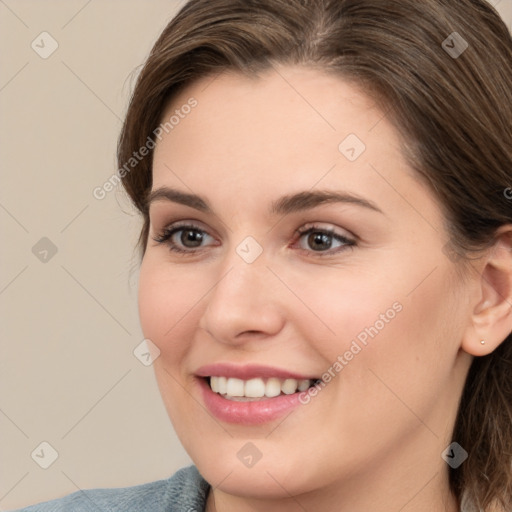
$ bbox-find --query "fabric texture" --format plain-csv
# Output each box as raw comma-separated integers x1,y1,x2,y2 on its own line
9,465,209,512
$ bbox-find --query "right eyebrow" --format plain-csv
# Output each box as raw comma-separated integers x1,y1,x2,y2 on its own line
147,187,212,213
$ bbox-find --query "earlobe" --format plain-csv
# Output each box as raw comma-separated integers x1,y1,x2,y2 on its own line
461,226,512,357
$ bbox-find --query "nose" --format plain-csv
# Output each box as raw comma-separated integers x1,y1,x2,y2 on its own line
198,252,286,346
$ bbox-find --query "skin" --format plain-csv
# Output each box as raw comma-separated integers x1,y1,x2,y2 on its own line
138,66,512,512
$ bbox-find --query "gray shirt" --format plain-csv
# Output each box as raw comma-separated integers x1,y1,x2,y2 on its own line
9,465,209,512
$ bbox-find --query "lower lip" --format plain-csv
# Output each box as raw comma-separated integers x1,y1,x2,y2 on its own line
197,378,305,425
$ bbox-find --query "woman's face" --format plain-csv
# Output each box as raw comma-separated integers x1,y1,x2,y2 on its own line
139,67,473,505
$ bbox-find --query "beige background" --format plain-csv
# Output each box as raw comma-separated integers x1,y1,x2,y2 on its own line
1,0,511,509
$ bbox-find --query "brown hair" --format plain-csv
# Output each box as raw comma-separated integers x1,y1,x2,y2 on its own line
117,0,512,509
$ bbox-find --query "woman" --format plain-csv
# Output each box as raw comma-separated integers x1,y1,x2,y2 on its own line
14,0,512,510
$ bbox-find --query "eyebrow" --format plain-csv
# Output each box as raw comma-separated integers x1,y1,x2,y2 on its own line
147,186,384,216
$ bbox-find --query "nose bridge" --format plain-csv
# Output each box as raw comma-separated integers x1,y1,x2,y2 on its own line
199,241,285,341
210,246,271,313
213,232,271,300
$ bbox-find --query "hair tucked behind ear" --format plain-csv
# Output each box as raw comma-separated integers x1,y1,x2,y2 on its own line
453,342,512,511
117,0,512,509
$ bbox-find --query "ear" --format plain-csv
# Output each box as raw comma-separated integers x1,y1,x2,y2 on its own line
461,225,512,356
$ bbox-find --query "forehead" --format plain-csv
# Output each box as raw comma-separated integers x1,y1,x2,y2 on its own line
157,67,384,142
148,66,446,241
149,67,412,207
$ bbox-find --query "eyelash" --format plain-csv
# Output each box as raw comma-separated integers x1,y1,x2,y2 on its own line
152,222,356,257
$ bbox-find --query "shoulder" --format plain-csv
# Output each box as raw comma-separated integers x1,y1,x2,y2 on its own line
9,465,209,512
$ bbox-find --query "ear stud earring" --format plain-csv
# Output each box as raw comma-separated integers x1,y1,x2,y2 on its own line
480,340,486,345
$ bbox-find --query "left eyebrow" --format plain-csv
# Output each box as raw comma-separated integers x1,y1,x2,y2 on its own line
270,190,384,216
146,186,384,216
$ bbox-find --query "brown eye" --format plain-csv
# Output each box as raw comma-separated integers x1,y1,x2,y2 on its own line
179,229,205,248
296,226,355,255
152,223,216,254
306,231,334,251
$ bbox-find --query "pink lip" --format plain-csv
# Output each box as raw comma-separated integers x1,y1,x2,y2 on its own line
196,377,306,425
195,363,317,380
194,363,319,425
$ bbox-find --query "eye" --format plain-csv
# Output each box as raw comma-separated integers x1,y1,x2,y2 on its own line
294,225,355,255
152,222,216,254
152,221,355,257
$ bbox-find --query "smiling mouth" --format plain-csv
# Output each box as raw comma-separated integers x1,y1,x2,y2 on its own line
206,376,321,401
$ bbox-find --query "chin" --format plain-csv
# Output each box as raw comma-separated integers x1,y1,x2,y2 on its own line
197,458,313,500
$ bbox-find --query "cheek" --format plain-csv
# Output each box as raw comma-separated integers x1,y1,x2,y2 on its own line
292,258,458,402
281,265,402,360
137,258,206,433
137,257,204,360
336,267,461,429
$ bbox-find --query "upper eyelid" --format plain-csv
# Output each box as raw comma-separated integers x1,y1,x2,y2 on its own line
297,222,354,236
152,219,211,235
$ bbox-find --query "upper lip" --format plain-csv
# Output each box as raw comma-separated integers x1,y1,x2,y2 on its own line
195,363,318,380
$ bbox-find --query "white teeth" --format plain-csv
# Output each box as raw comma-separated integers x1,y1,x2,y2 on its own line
281,378,298,395
297,379,310,392
245,378,266,397
209,376,315,399
217,376,227,394
265,378,282,398
226,377,245,396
